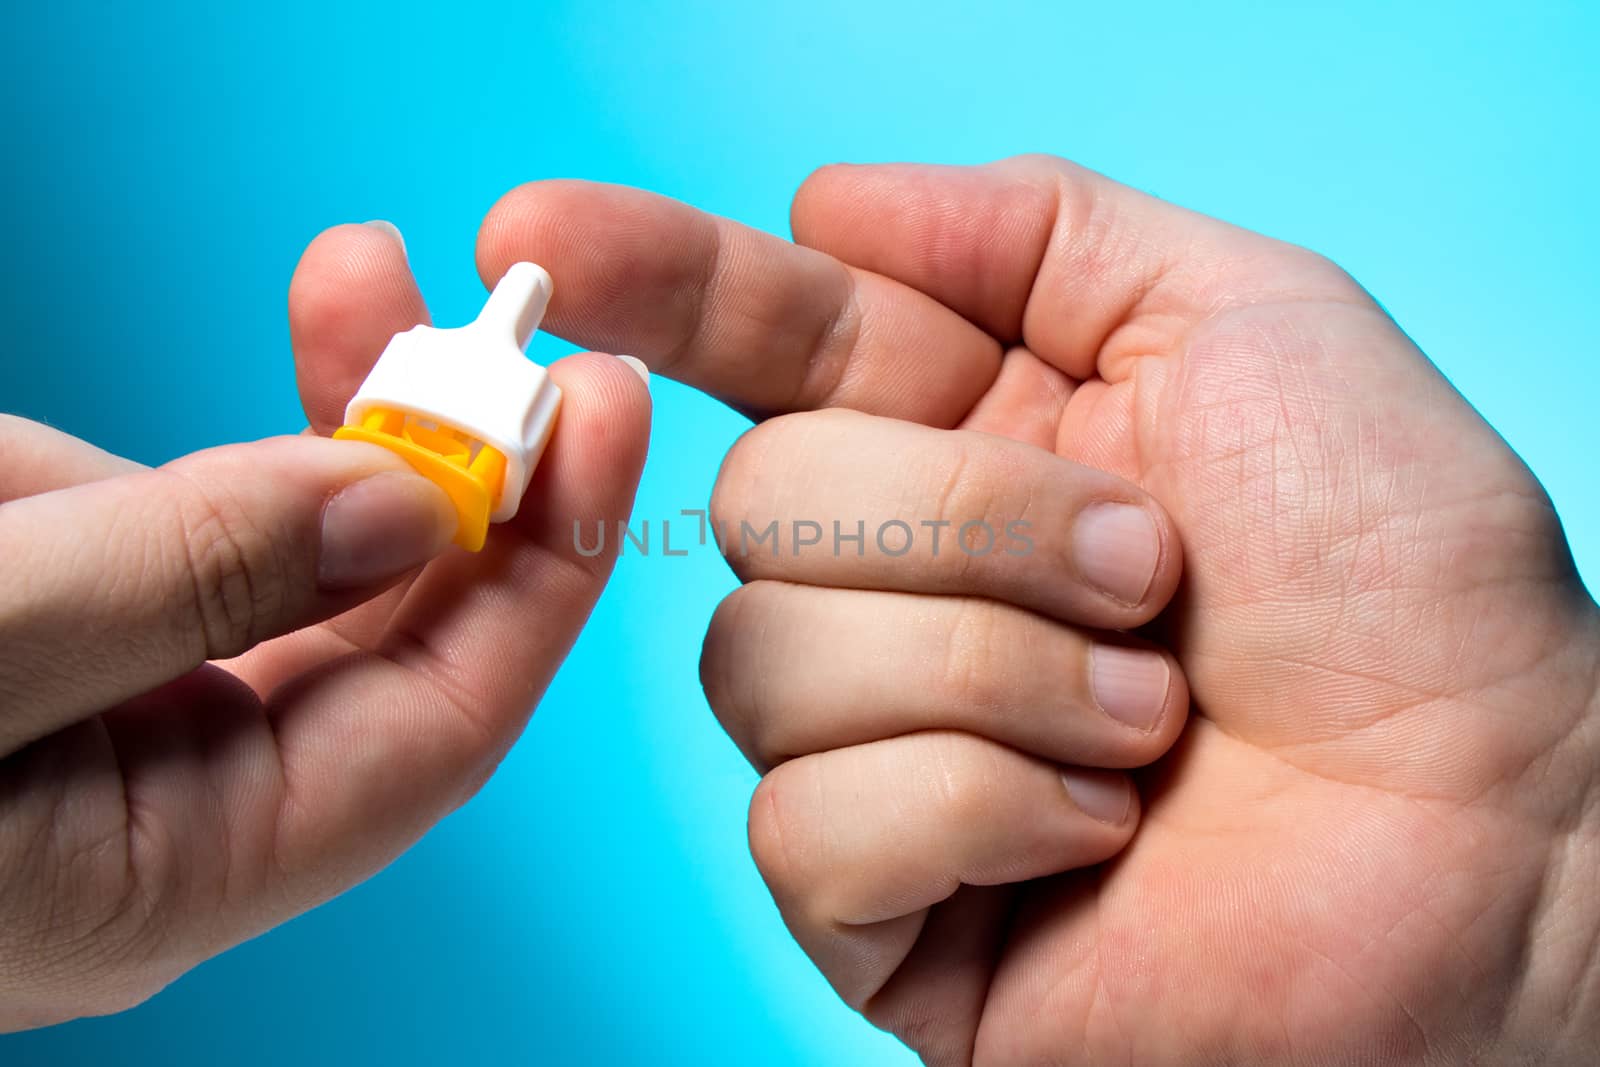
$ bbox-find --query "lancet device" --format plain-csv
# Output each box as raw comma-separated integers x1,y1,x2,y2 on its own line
334,263,562,551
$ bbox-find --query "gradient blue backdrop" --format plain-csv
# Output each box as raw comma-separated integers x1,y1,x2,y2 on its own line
2,2,1595,1063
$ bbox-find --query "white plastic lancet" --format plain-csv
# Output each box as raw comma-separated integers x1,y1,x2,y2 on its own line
334,262,564,551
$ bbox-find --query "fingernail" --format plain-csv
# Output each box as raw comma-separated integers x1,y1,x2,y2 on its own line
1060,768,1132,825
1090,646,1171,731
616,354,651,385
362,219,407,260
1073,503,1160,605
319,472,457,589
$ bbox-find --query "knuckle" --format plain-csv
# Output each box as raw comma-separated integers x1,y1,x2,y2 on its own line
924,734,1003,826
0,749,166,1023
289,230,384,336
1001,150,1065,169
996,152,1082,192
164,469,284,658
923,437,976,531
937,600,1008,714
924,436,1017,582
1280,244,1364,293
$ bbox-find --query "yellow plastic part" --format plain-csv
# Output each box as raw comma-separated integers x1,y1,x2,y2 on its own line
333,407,507,552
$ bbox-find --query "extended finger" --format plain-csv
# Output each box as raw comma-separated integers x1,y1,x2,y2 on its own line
475,179,1001,425
258,352,653,888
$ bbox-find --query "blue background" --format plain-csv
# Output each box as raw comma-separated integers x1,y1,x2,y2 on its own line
2,1,1595,1063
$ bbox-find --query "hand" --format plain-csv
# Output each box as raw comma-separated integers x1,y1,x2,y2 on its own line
477,158,1600,1064
0,223,650,1030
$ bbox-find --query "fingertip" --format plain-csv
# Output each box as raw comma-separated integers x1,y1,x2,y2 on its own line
317,468,458,591
360,219,407,259
289,222,429,435
547,349,654,432
1071,495,1185,626
1128,495,1184,626
475,180,594,297
789,161,855,238
475,180,671,350
289,222,417,328
1059,767,1138,831
514,352,652,551
474,182,532,287
615,354,650,384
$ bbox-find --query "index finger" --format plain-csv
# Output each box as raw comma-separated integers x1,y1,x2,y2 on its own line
475,179,1001,426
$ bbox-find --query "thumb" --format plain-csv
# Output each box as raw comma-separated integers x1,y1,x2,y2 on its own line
0,435,457,755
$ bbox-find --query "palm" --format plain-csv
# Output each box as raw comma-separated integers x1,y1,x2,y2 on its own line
952,276,1597,1061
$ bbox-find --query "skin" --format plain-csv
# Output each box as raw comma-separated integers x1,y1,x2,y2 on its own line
0,224,651,1029
474,156,1600,1064
4,158,1597,1064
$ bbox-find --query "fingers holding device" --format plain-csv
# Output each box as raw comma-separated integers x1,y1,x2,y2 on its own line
0,222,651,1030
333,261,563,551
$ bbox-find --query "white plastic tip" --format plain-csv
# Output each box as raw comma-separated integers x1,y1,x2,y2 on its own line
475,262,554,351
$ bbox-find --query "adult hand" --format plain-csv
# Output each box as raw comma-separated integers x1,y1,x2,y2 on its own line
0,223,650,1030
478,159,1600,1064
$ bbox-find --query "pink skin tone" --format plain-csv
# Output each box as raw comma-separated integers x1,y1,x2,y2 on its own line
0,224,650,1029
475,157,1600,1065
2,156,1597,1067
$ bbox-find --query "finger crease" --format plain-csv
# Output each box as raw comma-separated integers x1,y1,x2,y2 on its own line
793,265,863,412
